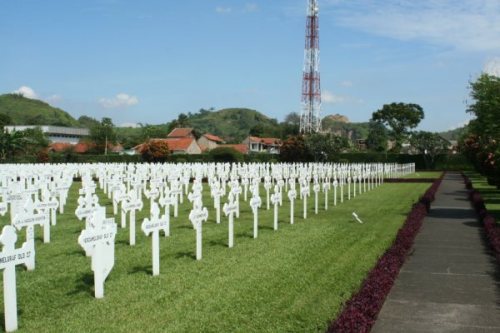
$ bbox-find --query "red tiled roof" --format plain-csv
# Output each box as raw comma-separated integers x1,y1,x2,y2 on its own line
167,128,194,138
74,142,92,153
220,144,249,155
49,142,73,153
164,138,195,151
203,133,224,143
260,137,281,145
248,136,261,143
136,138,196,153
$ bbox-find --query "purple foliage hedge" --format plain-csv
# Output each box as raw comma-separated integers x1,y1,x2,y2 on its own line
463,175,500,263
327,175,444,333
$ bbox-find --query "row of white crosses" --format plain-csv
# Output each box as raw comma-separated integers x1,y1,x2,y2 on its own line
0,165,77,332
61,164,410,297
0,162,414,331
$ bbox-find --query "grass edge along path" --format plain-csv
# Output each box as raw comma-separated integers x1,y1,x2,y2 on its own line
327,174,444,333
463,173,500,263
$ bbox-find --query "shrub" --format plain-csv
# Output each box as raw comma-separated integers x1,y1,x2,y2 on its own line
209,147,244,163
139,140,170,163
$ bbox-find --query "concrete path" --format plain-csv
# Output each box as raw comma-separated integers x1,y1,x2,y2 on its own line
372,172,500,333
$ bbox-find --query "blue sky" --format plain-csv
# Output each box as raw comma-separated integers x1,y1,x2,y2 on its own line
1,0,500,131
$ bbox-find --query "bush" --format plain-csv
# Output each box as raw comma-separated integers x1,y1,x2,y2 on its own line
209,147,244,163
139,140,170,163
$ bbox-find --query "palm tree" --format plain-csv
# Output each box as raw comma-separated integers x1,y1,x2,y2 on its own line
0,130,26,161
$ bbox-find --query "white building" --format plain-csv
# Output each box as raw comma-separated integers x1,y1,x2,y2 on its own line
5,125,90,144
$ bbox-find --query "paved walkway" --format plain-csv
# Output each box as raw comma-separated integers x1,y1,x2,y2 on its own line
372,172,500,333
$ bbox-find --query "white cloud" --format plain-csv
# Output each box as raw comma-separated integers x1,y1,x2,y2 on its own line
244,3,258,13
215,6,231,14
45,94,63,104
99,93,139,109
13,86,38,99
322,90,345,104
448,119,471,131
484,58,500,77
325,0,500,52
119,122,141,128
340,80,353,87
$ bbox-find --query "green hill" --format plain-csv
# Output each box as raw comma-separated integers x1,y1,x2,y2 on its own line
0,94,80,127
322,116,370,141
185,108,280,143
439,125,468,141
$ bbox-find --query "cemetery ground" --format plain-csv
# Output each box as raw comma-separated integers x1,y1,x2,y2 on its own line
1,181,432,332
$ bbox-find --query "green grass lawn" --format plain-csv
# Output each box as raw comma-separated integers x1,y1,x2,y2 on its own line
400,171,443,179
1,182,430,332
464,171,500,222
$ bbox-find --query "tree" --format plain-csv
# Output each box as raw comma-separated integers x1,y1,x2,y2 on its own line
371,103,424,152
463,74,500,185
0,113,12,128
0,130,26,161
306,133,350,162
366,121,388,152
139,140,170,163
410,131,449,169
90,117,117,154
21,127,50,155
280,135,312,162
78,115,100,128
467,74,500,139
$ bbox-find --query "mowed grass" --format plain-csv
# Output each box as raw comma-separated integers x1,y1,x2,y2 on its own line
464,171,500,222
400,171,443,179
1,181,430,332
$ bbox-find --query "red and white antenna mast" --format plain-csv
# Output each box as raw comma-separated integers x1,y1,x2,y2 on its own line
300,0,322,134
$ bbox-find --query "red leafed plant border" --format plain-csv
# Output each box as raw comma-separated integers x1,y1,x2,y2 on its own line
462,174,500,263
327,175,444,333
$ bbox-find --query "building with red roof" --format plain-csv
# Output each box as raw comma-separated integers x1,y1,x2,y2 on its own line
197,133,225,152
167,128,195,139
135,137,202,155
242,136,282,154
219,144,249,155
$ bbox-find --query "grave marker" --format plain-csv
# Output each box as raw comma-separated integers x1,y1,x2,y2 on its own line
78,207,117,298
0,225,35,332
141,203,169,276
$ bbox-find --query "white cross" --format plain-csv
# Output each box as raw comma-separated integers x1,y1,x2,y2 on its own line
141,203,169,276
0,225,35,332
223,193,238,248
270,186,281,231
288,188,297,225
77,207,117,299
189,204,209,260
122,191,143,246
249,191,261,239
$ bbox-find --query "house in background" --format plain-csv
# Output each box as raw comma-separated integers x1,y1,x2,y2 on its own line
197,133,225,152
167,127,196,139
242,136,282,154
134,128,202,155
5,125,89,144
219,144,249,155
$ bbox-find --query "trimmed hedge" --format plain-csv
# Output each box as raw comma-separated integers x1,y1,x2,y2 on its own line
463,175,500,263
2,151,470,170
327,175,444,333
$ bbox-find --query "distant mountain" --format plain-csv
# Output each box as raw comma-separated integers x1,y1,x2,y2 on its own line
322,115,370,141
185,108,280,143
0,94,80,127
439,125,468,141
